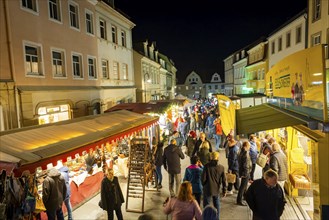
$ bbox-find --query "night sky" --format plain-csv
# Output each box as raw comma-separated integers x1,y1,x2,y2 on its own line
115,0,307,84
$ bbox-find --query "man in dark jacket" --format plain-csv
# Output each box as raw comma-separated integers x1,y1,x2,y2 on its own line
163,138,185,197
202,151,227,219
246,169,286,220
237,141,252,206
42,167,67,220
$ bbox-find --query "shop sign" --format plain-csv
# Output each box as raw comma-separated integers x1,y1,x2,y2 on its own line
266,45,325,121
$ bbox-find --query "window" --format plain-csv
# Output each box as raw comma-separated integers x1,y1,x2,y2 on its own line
186,86,189,90
122,63,128,80
296,26,302,44
85,10,94,35
196,78,198,81
271,41,275,54
88,57,97,79
208,85,211,89
52,50,65,77
101,59,109,79
313,0,321,21
278,37,282,51
286,32,291,48
69,2,79,29
24,43,43,76
121,30,126,47
99,19,106,39
72,54,82,78
21,0,38,12
48,0,61,21
312,33,321,46
111,25,117,44
113,61,119,79
215,85,218,89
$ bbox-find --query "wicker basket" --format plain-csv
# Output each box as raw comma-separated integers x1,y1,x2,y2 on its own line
226,172,236,184
289,172,311,190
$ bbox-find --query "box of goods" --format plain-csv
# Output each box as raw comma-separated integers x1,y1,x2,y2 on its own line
289,172,311,190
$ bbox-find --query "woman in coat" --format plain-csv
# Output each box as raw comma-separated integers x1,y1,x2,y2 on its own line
100,167,124,220
163,181,202,220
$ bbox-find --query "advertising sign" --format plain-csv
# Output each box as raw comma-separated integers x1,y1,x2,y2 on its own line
216,95,236,136
266,45,325,120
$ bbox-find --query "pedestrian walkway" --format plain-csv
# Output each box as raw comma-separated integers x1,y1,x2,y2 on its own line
71,138,303,220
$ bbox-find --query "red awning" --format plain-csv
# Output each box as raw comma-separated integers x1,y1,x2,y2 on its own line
0,110,158,176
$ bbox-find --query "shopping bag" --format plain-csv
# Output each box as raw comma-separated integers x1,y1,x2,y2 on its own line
226,172,236,183
34,196,46,213
256,153,268,168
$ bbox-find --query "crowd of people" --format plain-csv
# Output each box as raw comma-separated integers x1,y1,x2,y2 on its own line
93,98,288,220
144,98,288,220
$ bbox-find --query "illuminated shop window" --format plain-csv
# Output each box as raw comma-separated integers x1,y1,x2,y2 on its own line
38,104,70,125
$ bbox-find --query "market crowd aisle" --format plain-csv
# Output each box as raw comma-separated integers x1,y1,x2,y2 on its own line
72,138,305,220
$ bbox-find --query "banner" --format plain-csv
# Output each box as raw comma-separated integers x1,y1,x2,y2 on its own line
216,95,236,136
266,45,325,120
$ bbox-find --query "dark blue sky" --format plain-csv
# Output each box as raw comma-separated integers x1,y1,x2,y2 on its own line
115,0,307,83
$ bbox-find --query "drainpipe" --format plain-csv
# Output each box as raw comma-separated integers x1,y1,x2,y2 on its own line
4,0,22,128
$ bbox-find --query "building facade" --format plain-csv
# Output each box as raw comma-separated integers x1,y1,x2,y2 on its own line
0,0,136,130
176,71,205,99
133,40,176,102
245,39,268,94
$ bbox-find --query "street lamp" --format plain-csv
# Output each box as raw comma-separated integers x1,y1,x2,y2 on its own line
144,73,151,102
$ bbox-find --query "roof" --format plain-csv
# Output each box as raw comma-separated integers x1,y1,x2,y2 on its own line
0,110,158,166
104,101,185,114
236,104,318,134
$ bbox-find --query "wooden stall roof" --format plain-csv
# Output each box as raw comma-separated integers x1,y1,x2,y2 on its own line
0,110,158,165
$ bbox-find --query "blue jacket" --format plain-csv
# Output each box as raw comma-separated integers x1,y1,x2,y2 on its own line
228,144,239,171
58,166,71,200
183,164,203,193
249,140,258,164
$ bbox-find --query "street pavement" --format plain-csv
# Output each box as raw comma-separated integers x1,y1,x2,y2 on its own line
71,138,304,220
72,138,253,220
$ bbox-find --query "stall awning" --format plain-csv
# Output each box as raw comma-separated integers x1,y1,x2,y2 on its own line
0,110,158,166
236,104,318,134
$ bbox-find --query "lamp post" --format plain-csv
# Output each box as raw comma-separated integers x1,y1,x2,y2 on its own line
144,73,151,102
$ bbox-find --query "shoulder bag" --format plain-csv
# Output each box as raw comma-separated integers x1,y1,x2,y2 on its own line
256,153,269,168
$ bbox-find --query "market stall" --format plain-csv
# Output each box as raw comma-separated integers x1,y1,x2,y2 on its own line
0,110,159,219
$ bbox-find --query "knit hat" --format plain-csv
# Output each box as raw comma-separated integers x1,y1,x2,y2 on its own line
189,130,196,138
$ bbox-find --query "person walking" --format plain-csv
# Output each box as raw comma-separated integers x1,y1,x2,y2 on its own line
205,112,216,140
249,134,258,182
227,138,240,195
154,141,164,189
192,132,212,156
163,139,185,197
42,167,67,220
201,151,227,218
213,116,223,151
185,130,197,157
236,141,252,206
58,163,73,220
100,167,125,220
163,181,202,220
245,169,286,220
197,141,211,166
183,155,203,205
269,143,288,192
